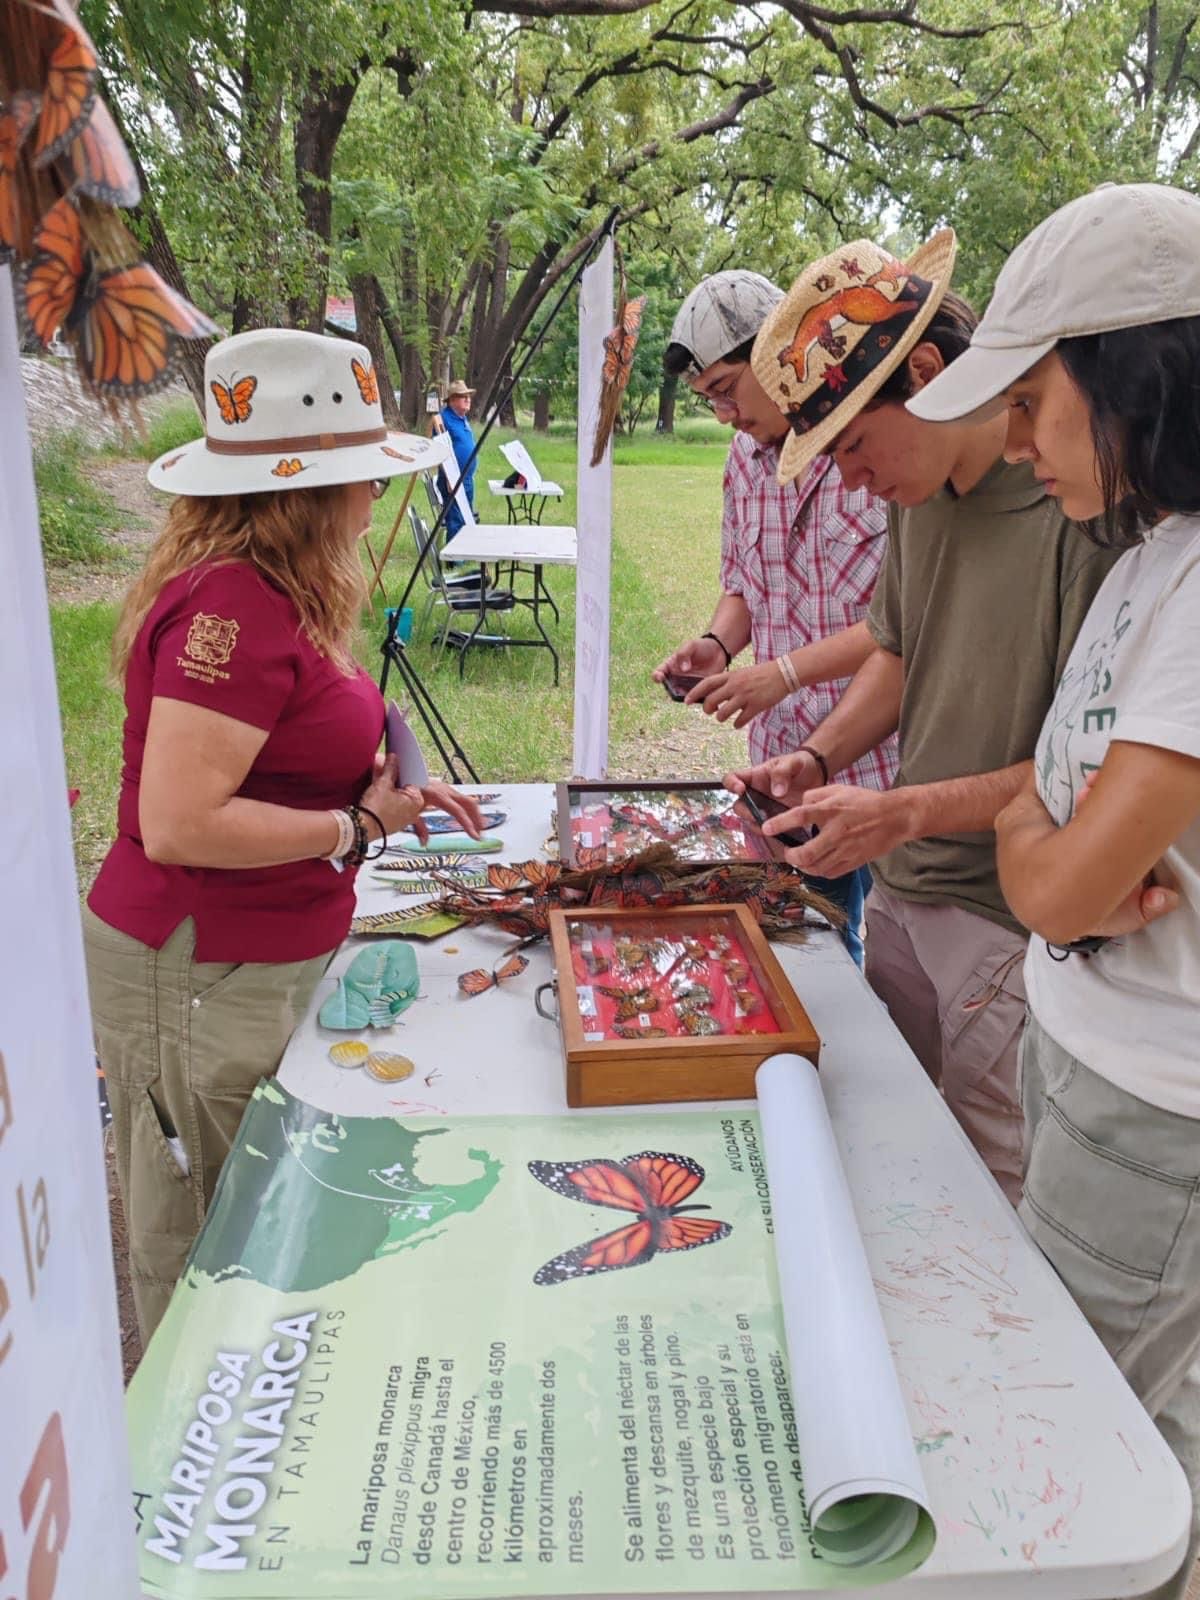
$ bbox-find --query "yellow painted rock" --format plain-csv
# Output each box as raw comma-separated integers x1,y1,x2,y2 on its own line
328,1039,369,1069
365,1052,416,1083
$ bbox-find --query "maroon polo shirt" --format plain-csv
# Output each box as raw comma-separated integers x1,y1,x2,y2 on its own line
89,561,383,962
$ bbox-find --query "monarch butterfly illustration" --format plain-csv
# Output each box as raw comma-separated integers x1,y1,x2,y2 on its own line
61,100,139,207
211,372,257,425
352,356,379,405
486,863,524,892
457,951,528,998
528,1151,731,1284
159,452,185,470
33,22,96,165
381,445,413,462
20,197,216,395
521,859,561,889
590,245,647,469
271,457,310,478
0,93,40,259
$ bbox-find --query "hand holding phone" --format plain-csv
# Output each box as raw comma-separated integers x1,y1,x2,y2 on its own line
740,785,814,848
662,672,703,703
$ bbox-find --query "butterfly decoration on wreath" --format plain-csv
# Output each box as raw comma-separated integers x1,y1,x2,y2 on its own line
590,239,646,468
528,1150,732,1284
0,0,217,405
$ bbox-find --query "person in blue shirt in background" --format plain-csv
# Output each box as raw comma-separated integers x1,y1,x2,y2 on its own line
439,379,477,539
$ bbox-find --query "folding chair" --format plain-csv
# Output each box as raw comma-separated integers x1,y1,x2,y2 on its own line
408,506,516,668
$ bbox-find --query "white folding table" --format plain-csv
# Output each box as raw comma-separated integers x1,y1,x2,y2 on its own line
436,522,577,683
278,783,1191,1600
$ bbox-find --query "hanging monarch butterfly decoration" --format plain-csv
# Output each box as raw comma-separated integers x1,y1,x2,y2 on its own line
590,241,646,467
0,0,217,405
528,1151,731,1284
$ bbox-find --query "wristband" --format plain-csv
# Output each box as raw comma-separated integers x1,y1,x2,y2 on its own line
798,744,830,786
776,654,800,695
702,631,732,669
323,809,354,862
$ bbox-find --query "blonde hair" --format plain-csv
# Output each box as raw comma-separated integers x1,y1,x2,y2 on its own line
113,485,367,679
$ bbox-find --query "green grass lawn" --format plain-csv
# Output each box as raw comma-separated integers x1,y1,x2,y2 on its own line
51,414,747,886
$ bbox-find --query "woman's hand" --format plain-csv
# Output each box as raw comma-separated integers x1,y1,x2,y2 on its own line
358,759,484,846
690,661,787,726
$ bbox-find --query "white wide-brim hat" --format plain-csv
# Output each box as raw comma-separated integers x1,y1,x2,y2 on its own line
148,327,445,496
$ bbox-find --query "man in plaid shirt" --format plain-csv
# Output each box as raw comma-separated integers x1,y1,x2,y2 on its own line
655,271,896,964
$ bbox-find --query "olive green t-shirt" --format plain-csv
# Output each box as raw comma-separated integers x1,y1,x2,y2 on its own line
865,458,1118,932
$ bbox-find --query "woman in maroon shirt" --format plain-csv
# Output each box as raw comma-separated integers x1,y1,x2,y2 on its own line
83,328,480,1341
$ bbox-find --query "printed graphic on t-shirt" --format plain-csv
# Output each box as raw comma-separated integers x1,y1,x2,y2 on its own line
1038,597,1133,823
180,611,240,684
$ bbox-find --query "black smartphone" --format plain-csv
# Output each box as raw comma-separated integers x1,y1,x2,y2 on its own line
662,672,703,703
739,785,813,848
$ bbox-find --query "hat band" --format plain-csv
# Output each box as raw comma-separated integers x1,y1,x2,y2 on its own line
787,272,933,437
205,425,388,456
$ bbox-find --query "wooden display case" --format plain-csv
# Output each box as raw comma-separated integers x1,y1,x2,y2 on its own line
555,779,790,869
545,903,820,1108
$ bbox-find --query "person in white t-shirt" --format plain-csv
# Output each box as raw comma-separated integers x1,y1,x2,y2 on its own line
910,181,1200,1600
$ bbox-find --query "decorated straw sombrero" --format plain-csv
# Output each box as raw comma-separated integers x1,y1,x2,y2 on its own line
751,229,958,483
148,328,438,496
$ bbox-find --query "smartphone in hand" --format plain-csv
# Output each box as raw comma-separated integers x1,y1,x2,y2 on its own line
740,785,813,847
662,672,704,703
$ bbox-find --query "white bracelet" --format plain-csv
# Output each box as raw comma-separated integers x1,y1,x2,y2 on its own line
776,654,800,695
323,809,354,862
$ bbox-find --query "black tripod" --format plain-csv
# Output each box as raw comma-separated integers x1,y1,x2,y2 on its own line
379,208,620,783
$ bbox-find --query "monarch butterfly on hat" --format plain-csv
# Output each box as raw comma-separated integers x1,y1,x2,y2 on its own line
352,356,379,405
211,372,257,425
271,458,311,478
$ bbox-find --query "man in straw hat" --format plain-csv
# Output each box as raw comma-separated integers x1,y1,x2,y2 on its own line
726,231,1117,1202
439,377,478,537
653,269,895,966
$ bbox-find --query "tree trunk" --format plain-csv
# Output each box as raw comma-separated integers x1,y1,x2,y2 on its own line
350,274,402,426
656,373,677,433
290,70,364,330
533,390,551,431
374,277,422,428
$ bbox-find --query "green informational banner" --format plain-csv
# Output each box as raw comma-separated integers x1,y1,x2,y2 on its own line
127,1082,934,1598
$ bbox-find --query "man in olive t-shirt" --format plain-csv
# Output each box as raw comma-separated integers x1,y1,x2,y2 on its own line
729,233,1115,1202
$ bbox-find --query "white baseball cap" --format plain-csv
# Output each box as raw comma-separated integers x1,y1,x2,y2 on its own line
909,182,1200,423
668,270,784,377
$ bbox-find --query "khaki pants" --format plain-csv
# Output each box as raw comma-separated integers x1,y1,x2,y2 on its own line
865,882,1026,1204
83,908,330,1343
1020,1013,1200,1600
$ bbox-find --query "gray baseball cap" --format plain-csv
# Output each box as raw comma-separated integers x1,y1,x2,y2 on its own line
668,270,784,377
910,182,1200,423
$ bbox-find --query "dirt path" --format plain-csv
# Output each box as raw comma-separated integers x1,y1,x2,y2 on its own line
45,456,166,607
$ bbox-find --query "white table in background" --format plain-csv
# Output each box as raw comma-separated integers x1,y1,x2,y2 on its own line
278,783,1190,1599
438,523,576,683
486,478,566,525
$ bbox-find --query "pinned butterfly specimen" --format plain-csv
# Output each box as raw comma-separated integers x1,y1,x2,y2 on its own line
722,960,750,985
352,356,379,405
678,1010,721,1037
457,951,528,998
271,457,310,478
597,984,658,1023
613,938,652,970
613,1024,668,1040
528,1151,732,1284
671,979,713,1006
211,372,257,425
577,949,610,978
590,242,646,467
0,92,40,259
733,988,761,1015
21,197,217,396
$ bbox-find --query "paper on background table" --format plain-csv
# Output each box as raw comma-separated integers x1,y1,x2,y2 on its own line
756,1055,931,1566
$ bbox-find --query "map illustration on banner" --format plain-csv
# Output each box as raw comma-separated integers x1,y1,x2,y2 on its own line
127,1081,934,1599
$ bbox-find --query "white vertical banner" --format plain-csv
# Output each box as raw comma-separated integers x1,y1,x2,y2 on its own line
572,237,613,778
0,270,137,1598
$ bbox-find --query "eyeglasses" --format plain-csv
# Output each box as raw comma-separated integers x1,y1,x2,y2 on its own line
370,479,391,501
695,368,745,417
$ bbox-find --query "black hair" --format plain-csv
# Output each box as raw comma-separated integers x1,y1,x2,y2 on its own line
1056,317,1200,548
663,335,757,378
868,289,979,405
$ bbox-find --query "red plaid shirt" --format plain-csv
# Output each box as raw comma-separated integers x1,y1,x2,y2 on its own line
719,432,898,785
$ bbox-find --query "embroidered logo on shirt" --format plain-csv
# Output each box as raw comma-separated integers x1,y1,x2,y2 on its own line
184,613,240,667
